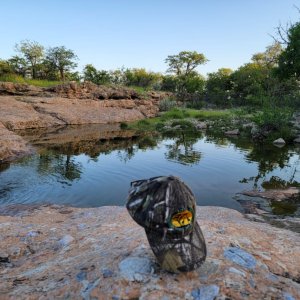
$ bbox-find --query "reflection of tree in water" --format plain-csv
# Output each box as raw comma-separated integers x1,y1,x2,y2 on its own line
239,143,299,189
206,132,300,189
163,130,203,166
117,135,159,163
37,152,82,184
114,130,203,166
117,145,137,163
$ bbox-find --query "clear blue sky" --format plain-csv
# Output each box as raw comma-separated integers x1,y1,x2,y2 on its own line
1,0,299,75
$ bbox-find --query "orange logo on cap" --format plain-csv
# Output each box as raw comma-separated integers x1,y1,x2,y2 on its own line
171,210,193,228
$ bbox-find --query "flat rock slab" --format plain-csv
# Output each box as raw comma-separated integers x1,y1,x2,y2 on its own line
0,96,145,130
0,205,299,299
33,97,145,124
0,93,158,161
0,96,64,130
242,188,300,201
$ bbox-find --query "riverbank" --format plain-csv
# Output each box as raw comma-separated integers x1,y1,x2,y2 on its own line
0,204,299,299
1,81,300,163
126,107,300,146
0,82,170,162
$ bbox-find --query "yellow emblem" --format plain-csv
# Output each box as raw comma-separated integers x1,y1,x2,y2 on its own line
171,210,193,228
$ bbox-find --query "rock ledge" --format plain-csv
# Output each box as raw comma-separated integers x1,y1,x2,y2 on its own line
0,205,299,299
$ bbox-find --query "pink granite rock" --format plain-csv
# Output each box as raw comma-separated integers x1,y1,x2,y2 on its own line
0,205,299,299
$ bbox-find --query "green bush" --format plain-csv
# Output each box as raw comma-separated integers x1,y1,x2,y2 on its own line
159,97,177,111
252,106,294,141
155,122,165,131
252,107,292,131
185,100,204,109
124,68,161,88
161,108,188,120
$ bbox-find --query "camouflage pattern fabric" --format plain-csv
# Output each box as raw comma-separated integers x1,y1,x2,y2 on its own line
126,176,206,273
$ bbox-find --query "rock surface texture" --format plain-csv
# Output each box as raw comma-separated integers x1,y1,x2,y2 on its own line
0,82,169,162
0,122,33,162
0,205,299,299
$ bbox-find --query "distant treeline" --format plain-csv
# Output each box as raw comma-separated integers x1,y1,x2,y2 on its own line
0,16,300,108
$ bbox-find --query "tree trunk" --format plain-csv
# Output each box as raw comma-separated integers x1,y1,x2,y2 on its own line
32,66,36,79
60,69,65,81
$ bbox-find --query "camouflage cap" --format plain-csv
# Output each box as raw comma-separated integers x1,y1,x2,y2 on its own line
126,176,206,273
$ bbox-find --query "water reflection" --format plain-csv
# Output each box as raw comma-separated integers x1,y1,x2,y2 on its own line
240,144,299,189
206,132,300,190
0,125,299,213
37,153,82,184
163,131,202,165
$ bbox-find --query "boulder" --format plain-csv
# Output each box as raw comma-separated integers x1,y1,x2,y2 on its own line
251,126,272,141
241,188,300,202
0,122,34,162
0,205,299,299
273,138,286,145
242,122,255,129
225,129,240,135
196,122,207,130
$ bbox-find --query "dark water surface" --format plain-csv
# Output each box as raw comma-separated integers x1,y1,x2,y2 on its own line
0,124,299,214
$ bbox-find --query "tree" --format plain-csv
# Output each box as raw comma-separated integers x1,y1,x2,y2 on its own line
165,51,208,76
0,59,13,76
206,68,233,106
160,75,178,92
8,55,28,76
251,42,283,68
124,68,161,88
45,46,78,81
15,40,44,79
165,51,207,101
83,64,111,85
230,63,270,106
277,21,300,79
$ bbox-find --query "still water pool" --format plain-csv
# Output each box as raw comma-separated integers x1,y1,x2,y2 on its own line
0,124,299,214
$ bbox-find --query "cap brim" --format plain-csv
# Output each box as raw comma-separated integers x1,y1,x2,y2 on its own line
145,220,206,273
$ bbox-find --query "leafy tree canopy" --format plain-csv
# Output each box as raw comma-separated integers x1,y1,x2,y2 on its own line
45,46,78,81
15,40,44,78
83,64,111,85
165,51,208,76
251,42,283,68
8,56,27,76
277,21,300,79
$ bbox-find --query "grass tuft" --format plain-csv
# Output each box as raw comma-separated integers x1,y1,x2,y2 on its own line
0,74,62,87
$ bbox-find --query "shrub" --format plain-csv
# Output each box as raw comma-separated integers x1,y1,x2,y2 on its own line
155,122,165,131
252,106,292,131
161,108,188,120
159,97,177,111
124,68,161,88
